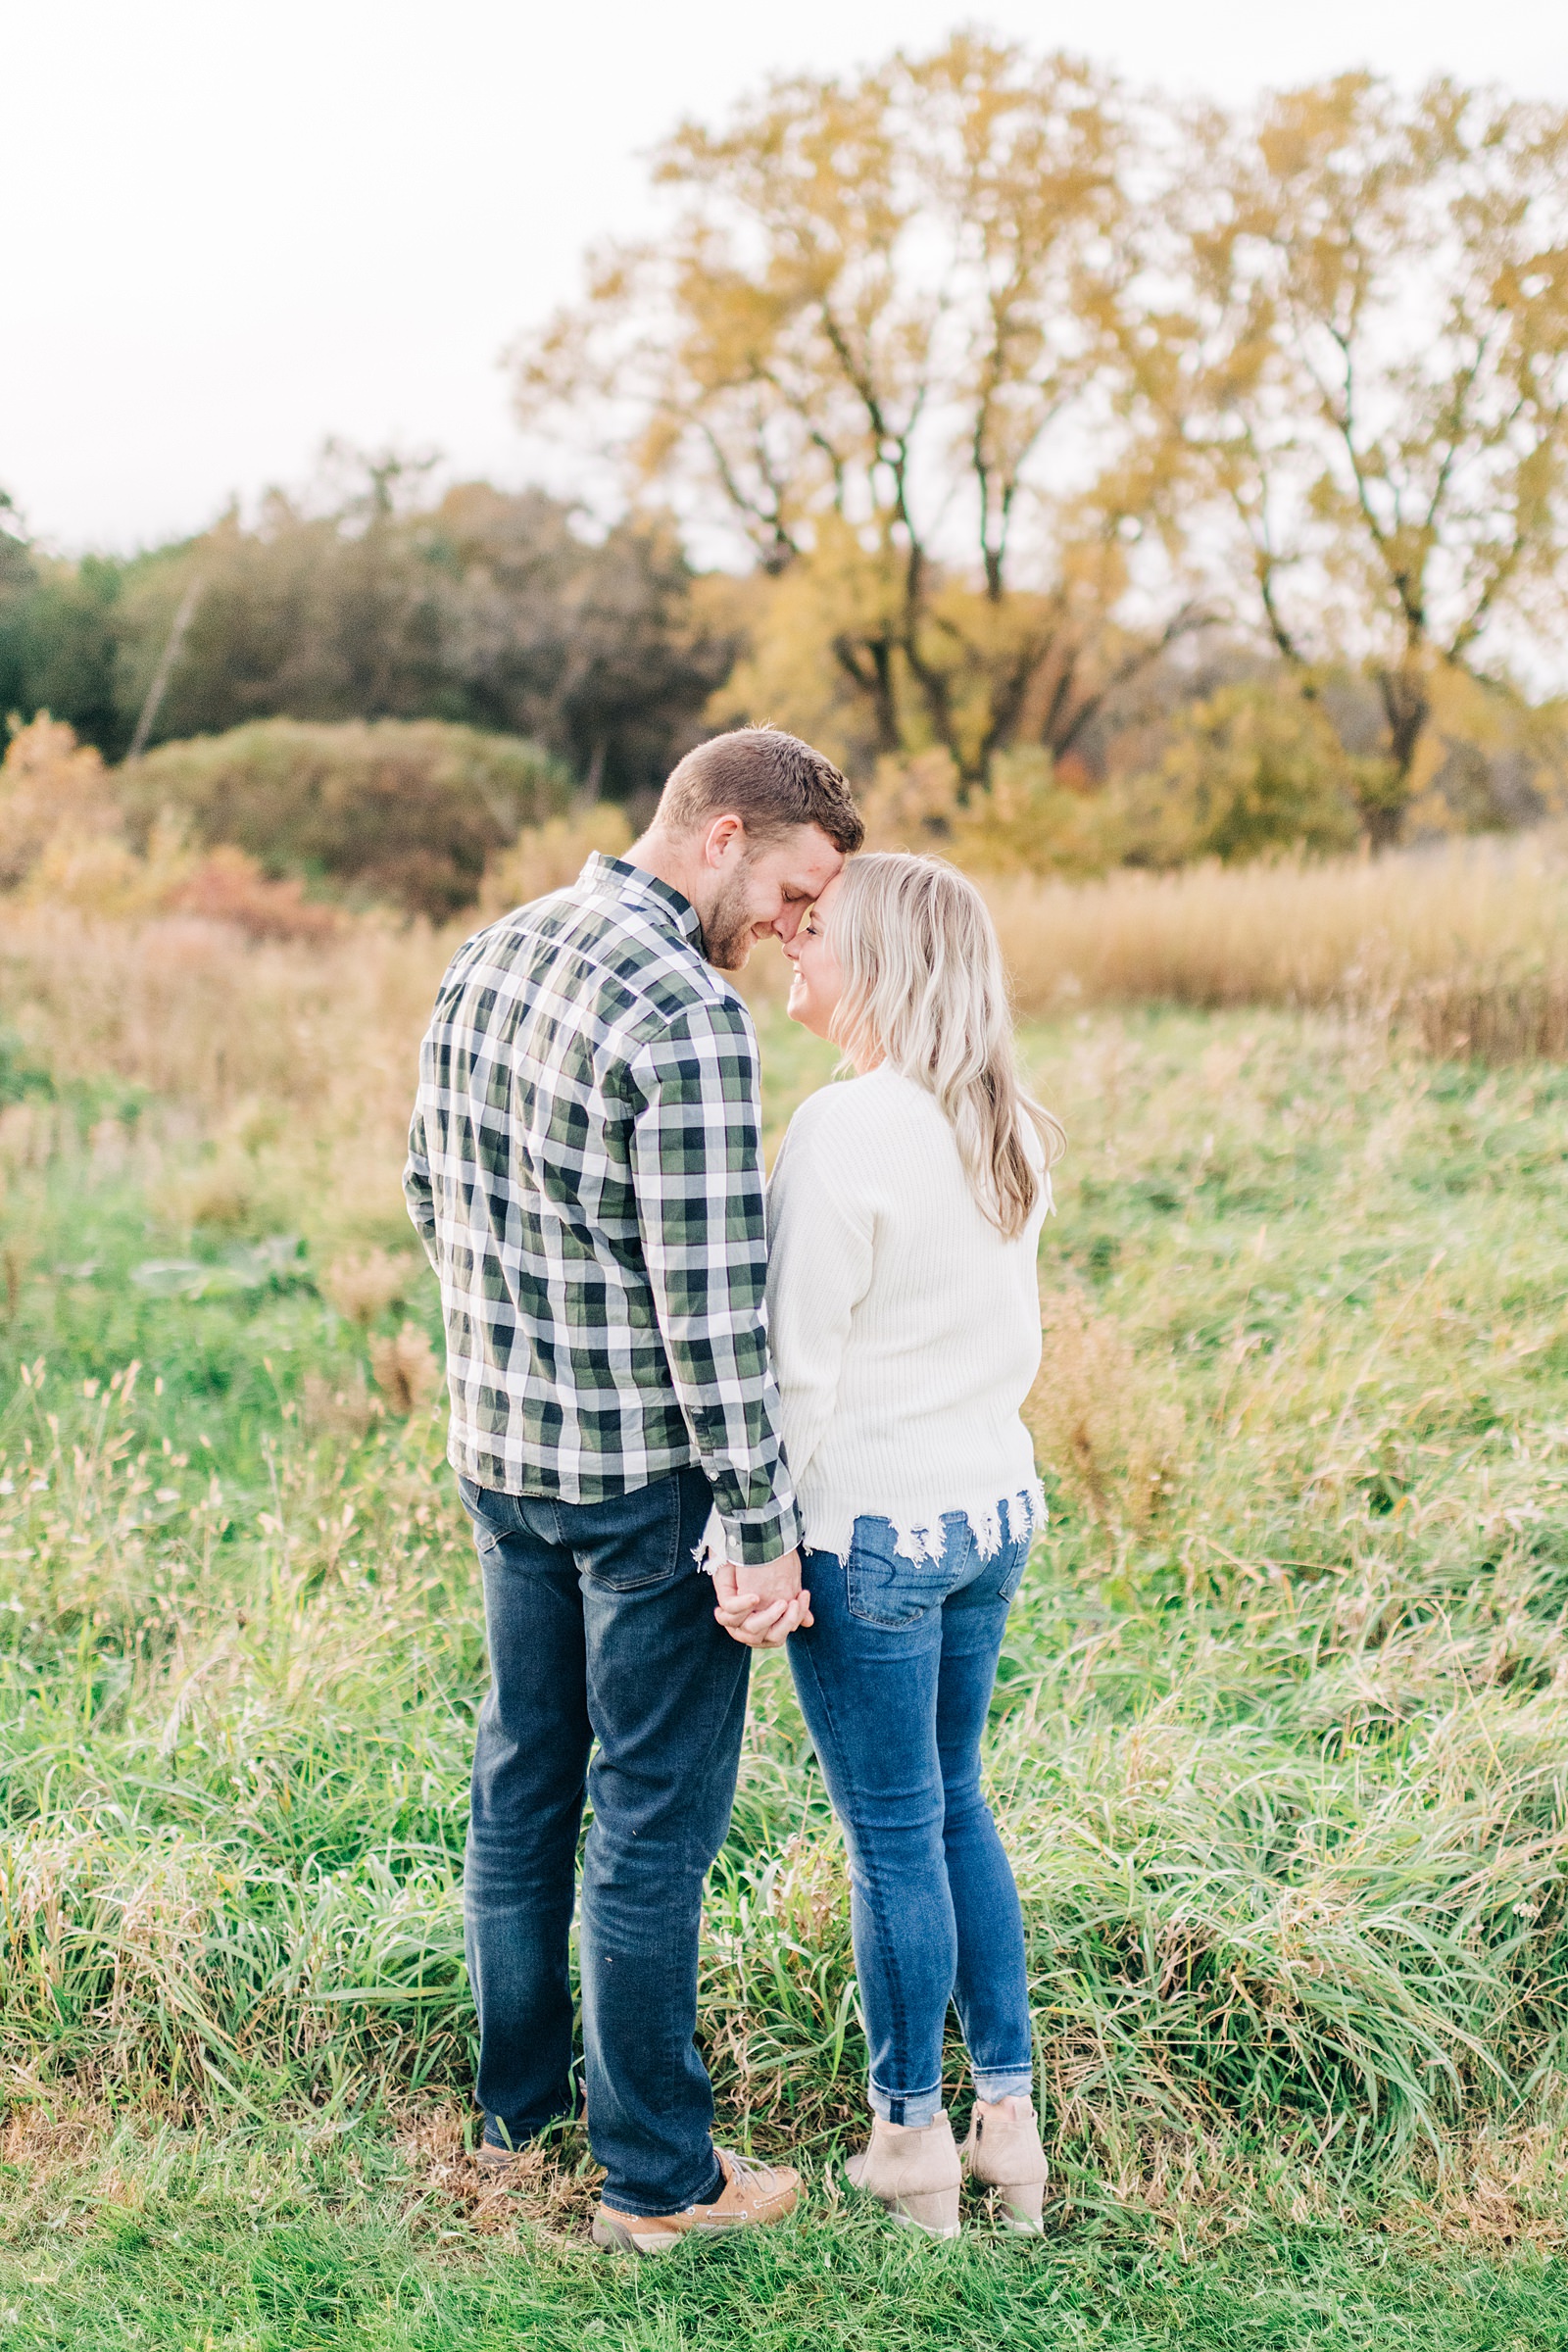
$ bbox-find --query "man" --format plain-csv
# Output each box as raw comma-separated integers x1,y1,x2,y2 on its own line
405,727,863,2255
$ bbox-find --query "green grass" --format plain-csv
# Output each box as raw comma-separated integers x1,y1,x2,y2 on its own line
3,971,1568,2344
7,2183,1568,2351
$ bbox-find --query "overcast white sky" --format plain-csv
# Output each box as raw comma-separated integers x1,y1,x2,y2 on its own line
5,0,1565,554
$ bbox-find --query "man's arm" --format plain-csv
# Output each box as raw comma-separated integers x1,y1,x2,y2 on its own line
626,999,800,1571
403,1099,440,1272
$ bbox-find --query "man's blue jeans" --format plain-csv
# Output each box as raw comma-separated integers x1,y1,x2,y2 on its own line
788,1505,1035,2126
458,1465,745,2217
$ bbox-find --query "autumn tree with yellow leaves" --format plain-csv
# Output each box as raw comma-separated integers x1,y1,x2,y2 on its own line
1125,74,1568,839
514,40,1568,849
514,37,1207,788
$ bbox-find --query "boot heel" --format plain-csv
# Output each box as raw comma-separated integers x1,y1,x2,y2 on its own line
891,2184,961,2237
994,2179,1044,2234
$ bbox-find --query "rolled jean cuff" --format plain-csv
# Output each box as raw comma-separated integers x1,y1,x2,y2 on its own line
869,2078,944,2129
971,2066,1034,2104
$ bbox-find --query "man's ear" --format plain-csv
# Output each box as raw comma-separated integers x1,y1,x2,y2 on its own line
702,813,746,868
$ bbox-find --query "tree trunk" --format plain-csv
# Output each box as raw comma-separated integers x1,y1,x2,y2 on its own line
1364,664,1430,849
832,633,902,757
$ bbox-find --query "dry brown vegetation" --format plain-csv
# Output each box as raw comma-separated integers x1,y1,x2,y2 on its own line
4,832,1566,1163
986,832,1568,1054
1026,1291,1186,1531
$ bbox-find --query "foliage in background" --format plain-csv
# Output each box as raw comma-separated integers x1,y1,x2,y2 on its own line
6,47,1568,902
0,711,570,927
858,678,1564,879
516,39,1205,787
516,39,1568,842
1136,75,1568,839
0,459,732,801
1115,682,1364,865
477,804,634,916
0,716,348,937
121,716,570,920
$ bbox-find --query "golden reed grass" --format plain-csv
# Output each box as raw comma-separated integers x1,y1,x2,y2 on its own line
4,832,1565,1096
987,832,1568,1057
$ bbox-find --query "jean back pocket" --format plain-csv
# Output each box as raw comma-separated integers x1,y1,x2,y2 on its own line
844,1514,969,1629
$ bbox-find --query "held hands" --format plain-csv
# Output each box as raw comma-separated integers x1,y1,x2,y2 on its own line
711,1549,812,1648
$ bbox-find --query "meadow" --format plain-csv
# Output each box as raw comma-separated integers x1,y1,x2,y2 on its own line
2,850,1568,2348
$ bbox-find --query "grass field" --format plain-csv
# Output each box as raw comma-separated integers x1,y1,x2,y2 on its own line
2,893,1568,2347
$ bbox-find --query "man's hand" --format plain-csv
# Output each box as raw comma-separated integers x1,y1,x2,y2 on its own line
711,1549,812,1647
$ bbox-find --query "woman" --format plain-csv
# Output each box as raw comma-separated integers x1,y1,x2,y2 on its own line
720,852,1063,2236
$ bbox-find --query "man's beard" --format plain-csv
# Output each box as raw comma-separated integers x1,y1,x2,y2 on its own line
701,871,758,972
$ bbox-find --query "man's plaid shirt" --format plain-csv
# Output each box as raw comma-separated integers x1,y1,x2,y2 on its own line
404,853,800,1568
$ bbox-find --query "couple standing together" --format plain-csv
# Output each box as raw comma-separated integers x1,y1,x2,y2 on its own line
405,727,1062,2253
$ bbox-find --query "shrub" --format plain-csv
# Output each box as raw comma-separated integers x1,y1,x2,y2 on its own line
0,712,121,888
166,845,345,943
478,804,633,915
952,749,1127,878
122,718,571,919
0,719,345,942
1118,683,1365,866
860,747,1126,878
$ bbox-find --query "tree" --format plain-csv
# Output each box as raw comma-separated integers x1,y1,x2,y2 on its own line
1136,76,1568,841
0,489,128,757
514,35,1200,783
421,486,735,800
98,455,730,799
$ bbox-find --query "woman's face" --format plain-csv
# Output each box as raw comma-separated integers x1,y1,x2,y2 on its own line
783,877,845,1040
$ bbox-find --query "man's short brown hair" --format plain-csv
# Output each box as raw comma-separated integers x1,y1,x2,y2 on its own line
657,727,864,855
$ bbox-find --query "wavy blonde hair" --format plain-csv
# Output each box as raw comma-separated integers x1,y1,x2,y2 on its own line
823,853,1064,1239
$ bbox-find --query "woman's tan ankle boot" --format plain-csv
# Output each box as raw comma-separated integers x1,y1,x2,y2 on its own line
844,2112,961,2237
960,2095,1048,2233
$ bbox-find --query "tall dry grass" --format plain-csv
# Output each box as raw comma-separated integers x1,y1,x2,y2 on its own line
0,906,454,1251
988,834,1568,1057
2,833,1565,1201
1,906,447,1110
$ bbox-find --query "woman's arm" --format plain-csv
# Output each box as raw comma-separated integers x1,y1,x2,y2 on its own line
766,1102,875,1491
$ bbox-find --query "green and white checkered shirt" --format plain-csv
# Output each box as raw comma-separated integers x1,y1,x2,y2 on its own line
404,853,800,1568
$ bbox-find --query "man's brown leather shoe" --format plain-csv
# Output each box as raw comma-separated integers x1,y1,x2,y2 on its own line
591,2148,801,2256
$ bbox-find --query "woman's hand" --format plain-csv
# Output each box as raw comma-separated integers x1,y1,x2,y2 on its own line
711,1552,813,1647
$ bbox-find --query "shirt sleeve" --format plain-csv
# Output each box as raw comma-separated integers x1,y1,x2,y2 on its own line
765,1100,875,1492
626,999,800,1569
403,1099,439,1271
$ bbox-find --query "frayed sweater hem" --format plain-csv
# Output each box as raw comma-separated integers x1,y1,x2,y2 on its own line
798,1479,1048,1572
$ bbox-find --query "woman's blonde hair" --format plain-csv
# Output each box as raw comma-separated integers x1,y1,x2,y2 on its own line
823,852,1064,1239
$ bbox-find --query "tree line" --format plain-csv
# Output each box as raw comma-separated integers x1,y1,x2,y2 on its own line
0,455,732,806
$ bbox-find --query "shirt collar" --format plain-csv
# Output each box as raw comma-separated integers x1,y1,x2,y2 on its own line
579,853,704,950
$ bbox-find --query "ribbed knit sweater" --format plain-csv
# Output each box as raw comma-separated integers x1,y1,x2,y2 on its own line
765,1065,1050,1568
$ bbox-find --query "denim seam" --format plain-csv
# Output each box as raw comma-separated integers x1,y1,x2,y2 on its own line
630,1466,744,2217
792,1631,929,2092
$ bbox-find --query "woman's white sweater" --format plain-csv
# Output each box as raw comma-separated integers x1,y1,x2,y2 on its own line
765,1065,1050,1567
